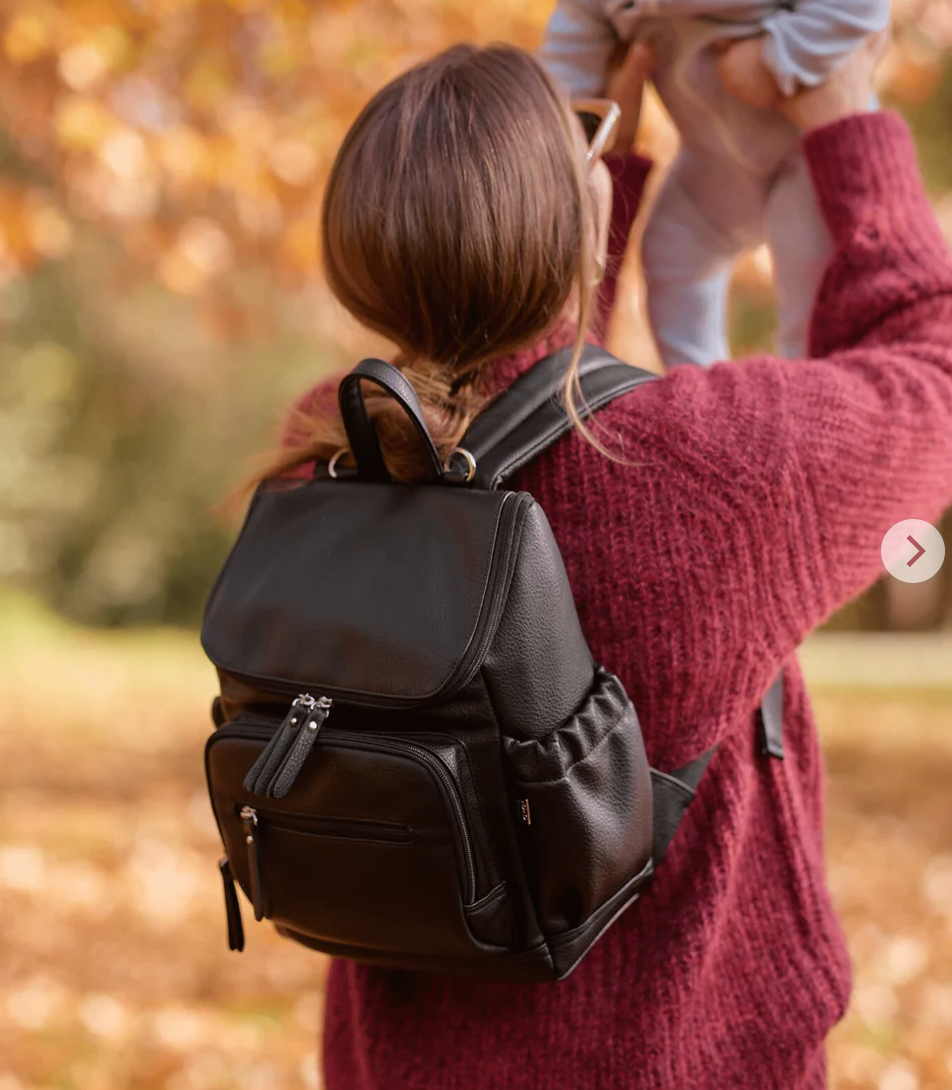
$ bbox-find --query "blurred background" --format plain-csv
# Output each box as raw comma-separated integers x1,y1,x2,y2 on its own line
1,1,951,1088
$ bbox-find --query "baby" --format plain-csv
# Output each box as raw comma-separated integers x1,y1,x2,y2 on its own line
542,0,891,366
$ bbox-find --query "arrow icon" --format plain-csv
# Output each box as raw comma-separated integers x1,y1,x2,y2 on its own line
907,535,926,566
883,521,945,582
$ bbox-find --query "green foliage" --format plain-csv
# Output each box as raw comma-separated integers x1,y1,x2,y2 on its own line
0,231,344,625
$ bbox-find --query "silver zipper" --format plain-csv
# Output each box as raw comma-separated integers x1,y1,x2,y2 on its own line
239,804,265,920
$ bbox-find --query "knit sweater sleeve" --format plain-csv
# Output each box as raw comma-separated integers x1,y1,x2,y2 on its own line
624,111,952,733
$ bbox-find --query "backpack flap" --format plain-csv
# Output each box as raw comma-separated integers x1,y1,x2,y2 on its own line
202,481,528,710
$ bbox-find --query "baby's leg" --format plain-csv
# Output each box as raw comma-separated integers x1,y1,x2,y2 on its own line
765,152,833,359
641,150,764,368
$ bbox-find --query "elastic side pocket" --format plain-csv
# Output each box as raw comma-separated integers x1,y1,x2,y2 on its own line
502,667,654,937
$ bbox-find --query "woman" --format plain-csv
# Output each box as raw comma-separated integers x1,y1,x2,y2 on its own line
263,34,952,1090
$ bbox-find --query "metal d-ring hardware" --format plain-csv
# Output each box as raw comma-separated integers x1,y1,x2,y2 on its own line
444,447,476,484
327,449,348,480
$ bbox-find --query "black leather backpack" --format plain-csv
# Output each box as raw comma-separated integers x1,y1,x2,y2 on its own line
202,345,783,983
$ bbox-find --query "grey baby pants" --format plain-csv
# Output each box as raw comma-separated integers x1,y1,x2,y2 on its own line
640,16,832,366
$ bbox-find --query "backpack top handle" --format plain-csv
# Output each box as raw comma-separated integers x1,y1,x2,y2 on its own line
338,358,445,483
335,347,659,488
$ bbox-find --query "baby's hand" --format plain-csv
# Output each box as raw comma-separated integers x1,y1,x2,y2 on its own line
717,36,780,111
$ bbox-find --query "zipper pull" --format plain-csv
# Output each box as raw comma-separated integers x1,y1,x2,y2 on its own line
268,697,332,799
218,856,244,951
241,805,266,921
243,695,315,796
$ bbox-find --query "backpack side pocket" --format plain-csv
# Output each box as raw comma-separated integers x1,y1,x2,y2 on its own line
503,667,654,938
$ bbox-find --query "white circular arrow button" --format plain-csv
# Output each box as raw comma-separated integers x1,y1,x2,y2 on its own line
881,520,946,583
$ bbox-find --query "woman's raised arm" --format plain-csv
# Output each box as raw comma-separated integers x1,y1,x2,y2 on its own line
756,108,952,641
730,33,952,653
621,104,952,736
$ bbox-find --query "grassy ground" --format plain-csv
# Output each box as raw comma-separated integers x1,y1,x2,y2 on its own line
2,591,951,1090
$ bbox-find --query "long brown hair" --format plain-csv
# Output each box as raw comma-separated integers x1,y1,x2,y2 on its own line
260,43,599,484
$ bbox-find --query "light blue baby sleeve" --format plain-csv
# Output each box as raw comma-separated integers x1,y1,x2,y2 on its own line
761,0,891,97
541,0,618,97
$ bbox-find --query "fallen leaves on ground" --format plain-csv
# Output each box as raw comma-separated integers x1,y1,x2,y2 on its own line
1,600,951,1089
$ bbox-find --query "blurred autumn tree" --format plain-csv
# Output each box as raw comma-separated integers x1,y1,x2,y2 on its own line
0,0,949,624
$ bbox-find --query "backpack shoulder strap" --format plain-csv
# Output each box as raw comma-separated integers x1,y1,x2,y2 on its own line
651,670,784,860
457,344,658,491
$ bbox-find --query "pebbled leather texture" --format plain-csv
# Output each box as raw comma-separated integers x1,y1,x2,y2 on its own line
243,701,302,795
267,704,330,798
502,668,654,935
482,501,594,740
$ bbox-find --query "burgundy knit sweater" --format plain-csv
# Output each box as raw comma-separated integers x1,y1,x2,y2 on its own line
294,112,952,1090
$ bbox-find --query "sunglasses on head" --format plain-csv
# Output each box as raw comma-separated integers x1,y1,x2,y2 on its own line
573,99,621,166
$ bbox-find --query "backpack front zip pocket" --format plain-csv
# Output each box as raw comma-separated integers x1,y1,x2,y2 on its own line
206,717,505,959
325,731,477,905
237,803,413,922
